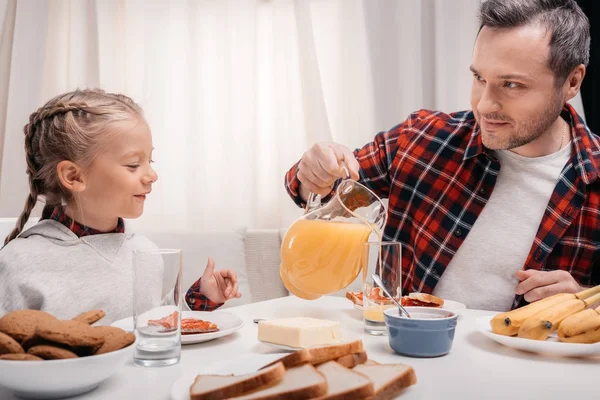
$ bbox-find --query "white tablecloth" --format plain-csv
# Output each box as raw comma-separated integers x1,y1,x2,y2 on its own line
1,295,596,399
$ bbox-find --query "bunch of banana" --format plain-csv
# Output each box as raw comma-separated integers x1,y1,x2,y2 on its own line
489,285,600,336
517,292,600,340
557,305,600,344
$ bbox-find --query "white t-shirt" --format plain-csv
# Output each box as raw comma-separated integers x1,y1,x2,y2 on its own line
432,142,572,311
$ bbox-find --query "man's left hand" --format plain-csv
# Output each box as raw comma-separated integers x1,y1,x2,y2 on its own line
515,269,582,303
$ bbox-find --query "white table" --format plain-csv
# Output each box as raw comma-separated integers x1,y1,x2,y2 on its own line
1,296,597,399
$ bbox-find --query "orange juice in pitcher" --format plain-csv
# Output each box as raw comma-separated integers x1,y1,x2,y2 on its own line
281,220,372,296
280,179,387,299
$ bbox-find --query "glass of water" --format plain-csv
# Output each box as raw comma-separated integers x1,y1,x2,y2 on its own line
362,241,402,335
132,249,182,367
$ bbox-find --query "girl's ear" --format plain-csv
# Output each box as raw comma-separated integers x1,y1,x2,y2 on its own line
56,161,86,192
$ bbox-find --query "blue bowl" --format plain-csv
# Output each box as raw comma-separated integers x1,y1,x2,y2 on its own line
383,306,458,358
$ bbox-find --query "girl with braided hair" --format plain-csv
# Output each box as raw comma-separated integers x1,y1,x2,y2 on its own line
0,89,240,323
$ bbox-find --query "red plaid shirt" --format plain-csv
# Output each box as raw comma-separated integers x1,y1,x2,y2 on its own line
285,104,600,309
46,207,221,311
47,206,126,236
185,280,222,312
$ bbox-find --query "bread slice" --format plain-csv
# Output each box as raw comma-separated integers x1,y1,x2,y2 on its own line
333,351,367,369
308,339,363,365
230,364,328,399
402,292,444,307
189,362,285,400
314,361,374,400
259,349,312,370
352,364,417,399
363,359,380,365
345,291,363,306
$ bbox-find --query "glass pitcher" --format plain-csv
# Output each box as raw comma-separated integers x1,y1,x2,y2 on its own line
280,177,388,300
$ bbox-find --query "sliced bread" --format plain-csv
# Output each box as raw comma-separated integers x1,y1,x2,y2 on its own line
314,361,374,400
309,339,363,365
363,359,380,365
259,348,312,370
333,350,367,369
352,364,417,399
189,362,285,400
230,363,328,399
402,292,444,307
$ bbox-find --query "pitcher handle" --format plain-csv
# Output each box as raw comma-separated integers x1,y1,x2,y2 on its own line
304,192,322,214
304,163,351,214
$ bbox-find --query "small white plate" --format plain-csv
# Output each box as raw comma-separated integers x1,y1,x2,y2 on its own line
111,311,243,345
170,353,289,400
475,315,600,357
442,299,467,313
353,299,467,314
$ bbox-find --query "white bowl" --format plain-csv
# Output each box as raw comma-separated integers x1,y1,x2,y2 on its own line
0,342,134,399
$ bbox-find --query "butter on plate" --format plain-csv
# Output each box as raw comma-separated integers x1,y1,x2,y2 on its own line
257,317,343,348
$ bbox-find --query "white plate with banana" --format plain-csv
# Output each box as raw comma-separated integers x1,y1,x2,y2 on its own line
476,286,600,357
476,315,600,357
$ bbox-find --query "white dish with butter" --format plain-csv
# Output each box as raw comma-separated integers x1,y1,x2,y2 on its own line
257,317,343,350
258,342,307,351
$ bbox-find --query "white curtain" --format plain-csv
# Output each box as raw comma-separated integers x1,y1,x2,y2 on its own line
0,0,586,232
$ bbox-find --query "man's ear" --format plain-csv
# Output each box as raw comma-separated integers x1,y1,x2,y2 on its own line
56,161,86,192
564,64,586,102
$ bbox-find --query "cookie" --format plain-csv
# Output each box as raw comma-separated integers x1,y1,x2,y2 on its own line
23,333,100,356
72,310,106,325
35,320,105,348
93,326,136,355
22,333,81,352
0,353,43,361
28,345,78,360
0,331,24,355
72,344,102,357
0,310,57,342
20,334,48,351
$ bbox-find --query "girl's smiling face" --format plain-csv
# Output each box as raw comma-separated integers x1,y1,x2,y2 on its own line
72,118,158,228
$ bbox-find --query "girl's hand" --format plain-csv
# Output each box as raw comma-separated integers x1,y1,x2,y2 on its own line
199,257,242,303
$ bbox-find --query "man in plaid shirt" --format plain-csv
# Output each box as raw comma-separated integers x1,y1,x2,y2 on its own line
285,0,599,311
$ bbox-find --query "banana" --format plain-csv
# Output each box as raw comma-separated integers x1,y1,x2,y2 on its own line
517,292,600,341
490,293,573,336
574,285,600,300
558,305,600,344
557,308,598,335
489,284,600,336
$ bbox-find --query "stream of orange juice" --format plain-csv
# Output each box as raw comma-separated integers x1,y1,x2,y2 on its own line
280,219,373,298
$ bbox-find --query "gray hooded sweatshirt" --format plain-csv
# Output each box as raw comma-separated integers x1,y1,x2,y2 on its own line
0,220,161,324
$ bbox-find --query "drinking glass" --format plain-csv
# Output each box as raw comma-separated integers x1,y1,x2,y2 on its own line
132,249,182,367
362,241,402,335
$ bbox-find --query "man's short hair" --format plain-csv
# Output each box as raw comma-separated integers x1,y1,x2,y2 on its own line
479,0,590,84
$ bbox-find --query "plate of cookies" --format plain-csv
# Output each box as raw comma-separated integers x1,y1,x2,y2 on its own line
0,309,135,399
111,310,244,345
